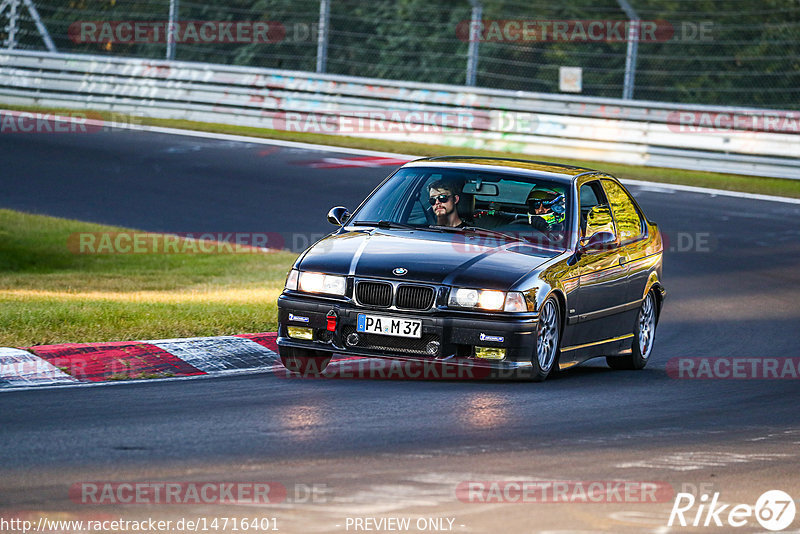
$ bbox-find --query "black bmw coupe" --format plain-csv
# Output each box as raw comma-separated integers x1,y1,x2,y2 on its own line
277,157,665,381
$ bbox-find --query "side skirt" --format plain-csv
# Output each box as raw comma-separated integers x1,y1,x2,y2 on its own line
557,333,634,370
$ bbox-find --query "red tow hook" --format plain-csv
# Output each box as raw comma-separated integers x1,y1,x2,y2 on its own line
326,310,338,332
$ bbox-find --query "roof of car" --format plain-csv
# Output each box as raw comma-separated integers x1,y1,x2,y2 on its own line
403,156,601,180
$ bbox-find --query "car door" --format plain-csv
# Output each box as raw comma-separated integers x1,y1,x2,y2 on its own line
569,180,631,346
601,179,649,305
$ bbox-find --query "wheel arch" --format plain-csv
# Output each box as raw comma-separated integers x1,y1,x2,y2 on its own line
643,273,666,323
542,288,567,338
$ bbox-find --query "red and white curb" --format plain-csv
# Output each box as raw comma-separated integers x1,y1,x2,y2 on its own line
0,333,279,390
1,335,500,387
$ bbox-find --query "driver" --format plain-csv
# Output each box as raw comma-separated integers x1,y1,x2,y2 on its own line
525,188,565,231
428,180,466,227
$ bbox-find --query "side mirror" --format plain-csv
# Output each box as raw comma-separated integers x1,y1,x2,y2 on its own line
327,206,350,226
577,231,616,255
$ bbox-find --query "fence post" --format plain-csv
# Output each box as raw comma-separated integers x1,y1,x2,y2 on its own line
316,0,330,73
166,0,179,60
616,0,639,99
466,0,482,86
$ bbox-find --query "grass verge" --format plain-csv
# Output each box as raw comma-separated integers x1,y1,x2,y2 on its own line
0,209,296,346
3,105,800,199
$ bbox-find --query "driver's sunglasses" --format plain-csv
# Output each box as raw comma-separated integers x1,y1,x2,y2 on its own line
429,194,452,205
529,200,548,208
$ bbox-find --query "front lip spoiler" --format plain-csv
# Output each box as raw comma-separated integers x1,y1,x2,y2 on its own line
277,337,534,371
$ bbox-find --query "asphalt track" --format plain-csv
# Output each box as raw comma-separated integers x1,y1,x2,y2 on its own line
1,128,800,533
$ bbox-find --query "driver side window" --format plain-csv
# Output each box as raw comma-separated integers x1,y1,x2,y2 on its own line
579,181,617,240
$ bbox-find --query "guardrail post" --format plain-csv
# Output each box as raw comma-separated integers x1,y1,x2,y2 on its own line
166,0,179,60
466,0,482,86
316,0,330,73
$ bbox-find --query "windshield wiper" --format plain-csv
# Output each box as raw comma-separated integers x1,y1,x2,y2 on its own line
462,226,525,242
352,220,420,230
429,225,523,242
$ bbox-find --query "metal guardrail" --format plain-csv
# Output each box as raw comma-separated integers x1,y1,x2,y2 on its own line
1,50,798,179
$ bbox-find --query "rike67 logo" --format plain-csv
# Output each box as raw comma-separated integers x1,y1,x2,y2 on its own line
669,489,796,531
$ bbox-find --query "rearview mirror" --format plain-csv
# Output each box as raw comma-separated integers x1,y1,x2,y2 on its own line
327,206,350,226
462,182,499,196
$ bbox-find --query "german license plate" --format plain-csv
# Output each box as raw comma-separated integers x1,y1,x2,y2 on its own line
356,313,422,338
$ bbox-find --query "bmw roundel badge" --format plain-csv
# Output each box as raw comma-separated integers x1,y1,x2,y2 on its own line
393,267,408,276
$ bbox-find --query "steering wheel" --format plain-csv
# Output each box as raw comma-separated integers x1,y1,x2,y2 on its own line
423,205,437,225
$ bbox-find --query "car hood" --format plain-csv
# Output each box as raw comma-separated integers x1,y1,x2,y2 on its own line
297,229,557,289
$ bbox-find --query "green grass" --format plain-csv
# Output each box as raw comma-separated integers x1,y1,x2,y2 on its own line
0,209,296,346
4,104,800,199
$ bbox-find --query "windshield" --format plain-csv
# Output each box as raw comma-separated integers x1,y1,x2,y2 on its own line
350,167,572,251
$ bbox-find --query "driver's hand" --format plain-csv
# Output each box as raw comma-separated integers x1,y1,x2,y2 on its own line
529,215,549,231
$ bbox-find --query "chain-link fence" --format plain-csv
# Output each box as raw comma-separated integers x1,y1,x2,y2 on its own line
2,0,798,109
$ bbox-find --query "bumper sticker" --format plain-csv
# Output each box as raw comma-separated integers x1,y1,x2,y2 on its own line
288,313,310,323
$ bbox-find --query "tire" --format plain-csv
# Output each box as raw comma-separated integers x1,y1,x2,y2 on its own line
607,290,657,370
279,347,331,376
529,297,561,382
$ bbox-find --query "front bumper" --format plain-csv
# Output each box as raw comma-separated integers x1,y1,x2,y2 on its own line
276,292,539,374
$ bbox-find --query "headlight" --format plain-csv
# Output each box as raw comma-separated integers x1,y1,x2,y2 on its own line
479,290,506,310
448,288,529,312
452,288,479,308
297,271,346,296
